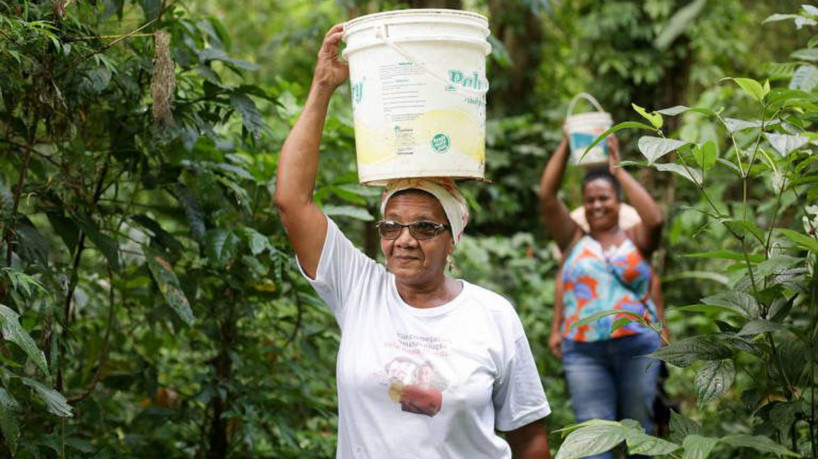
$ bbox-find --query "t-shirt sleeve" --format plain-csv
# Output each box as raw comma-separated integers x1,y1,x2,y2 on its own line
297,218,381,324
493,316,551,432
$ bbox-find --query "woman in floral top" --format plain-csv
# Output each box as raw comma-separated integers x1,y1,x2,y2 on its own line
539,127,666,459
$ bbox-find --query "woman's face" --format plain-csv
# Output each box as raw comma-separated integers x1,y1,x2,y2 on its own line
583,178,620,231
381,192,453,287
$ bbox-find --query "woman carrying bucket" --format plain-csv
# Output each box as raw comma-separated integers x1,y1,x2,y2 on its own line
275,23,552,458
539,124,665,459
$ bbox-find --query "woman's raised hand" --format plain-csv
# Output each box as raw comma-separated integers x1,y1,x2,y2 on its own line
314,23,349,91
607,134,621,175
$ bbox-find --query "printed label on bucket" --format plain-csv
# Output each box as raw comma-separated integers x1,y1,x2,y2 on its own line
570,133,609,166
431,133,451,153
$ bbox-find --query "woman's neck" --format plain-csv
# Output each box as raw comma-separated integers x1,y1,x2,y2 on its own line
396,276,462,309
590,225,625,248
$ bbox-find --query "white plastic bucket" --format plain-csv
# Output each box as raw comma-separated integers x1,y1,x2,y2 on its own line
565,93,612,168
342,9,491,185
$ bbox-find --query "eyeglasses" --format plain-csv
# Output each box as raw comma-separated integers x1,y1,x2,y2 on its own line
376,220,451,241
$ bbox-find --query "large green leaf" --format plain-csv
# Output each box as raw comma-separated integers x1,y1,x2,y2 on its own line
682,435,718,459
205,228,241,267
637,136,689,164
669,411,701,444
145,248,195,326
655,163,702,185
0,304,49,376
769,400,804,432
555,424,625,459
656,105,717,117
649,336,732,367
21,378,72,417
789,64,818,92
777,228,818,253
693,141,717,171
738,319,788,336
75,215,120,271
239,227,272,256
230,92,264,140
791,48,818,62
0,388,20,454
623,428,680,456
719,434,799,457
765,132,809,157
723,118,765,133
701,291,759,319
726,77,768,102
695,360,735,406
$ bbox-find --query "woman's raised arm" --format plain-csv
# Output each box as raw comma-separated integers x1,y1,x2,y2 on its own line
539,128,581,252
274,24,349,279
608,136,664,256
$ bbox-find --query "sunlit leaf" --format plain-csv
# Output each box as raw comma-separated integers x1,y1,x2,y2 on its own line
777,228,818,253
725,77,767,102
765,132,809,157
21,378,72,417
723,118,763,133
555,424,625,459
0,304,49,376
763,14,799,24
789,64,818,91
693,141,717,170
695,360,734,406
632,103,663,129
655,163,702,185
682,434,718,459
791,48,818,62
701,291,759,319
650,336,732,367
145,248,195,326
637,136,688,164
623,429,680,455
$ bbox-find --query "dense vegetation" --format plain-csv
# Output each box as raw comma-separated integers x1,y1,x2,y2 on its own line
0,0,815,457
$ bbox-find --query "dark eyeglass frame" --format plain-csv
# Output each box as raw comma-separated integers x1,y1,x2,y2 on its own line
376,220,451,241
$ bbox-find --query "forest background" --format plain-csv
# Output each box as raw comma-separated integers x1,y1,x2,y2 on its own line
0,0,816,457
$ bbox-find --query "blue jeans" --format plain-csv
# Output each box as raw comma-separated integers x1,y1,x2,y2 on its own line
562,332,661,459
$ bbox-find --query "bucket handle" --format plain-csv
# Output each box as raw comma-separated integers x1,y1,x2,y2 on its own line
374,24,489,96
566,92,605,117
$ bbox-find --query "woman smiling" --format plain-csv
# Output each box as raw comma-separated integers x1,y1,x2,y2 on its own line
274,23,551,459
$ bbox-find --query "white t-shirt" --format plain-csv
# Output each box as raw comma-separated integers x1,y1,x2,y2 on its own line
300,218,551,459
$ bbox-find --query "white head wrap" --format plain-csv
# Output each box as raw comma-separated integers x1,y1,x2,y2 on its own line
380,178,470,245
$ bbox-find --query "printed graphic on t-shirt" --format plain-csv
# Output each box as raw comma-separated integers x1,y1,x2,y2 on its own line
371,333,451,417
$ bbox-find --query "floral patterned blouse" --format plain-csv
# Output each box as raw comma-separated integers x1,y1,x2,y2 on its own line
561,235,658,342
